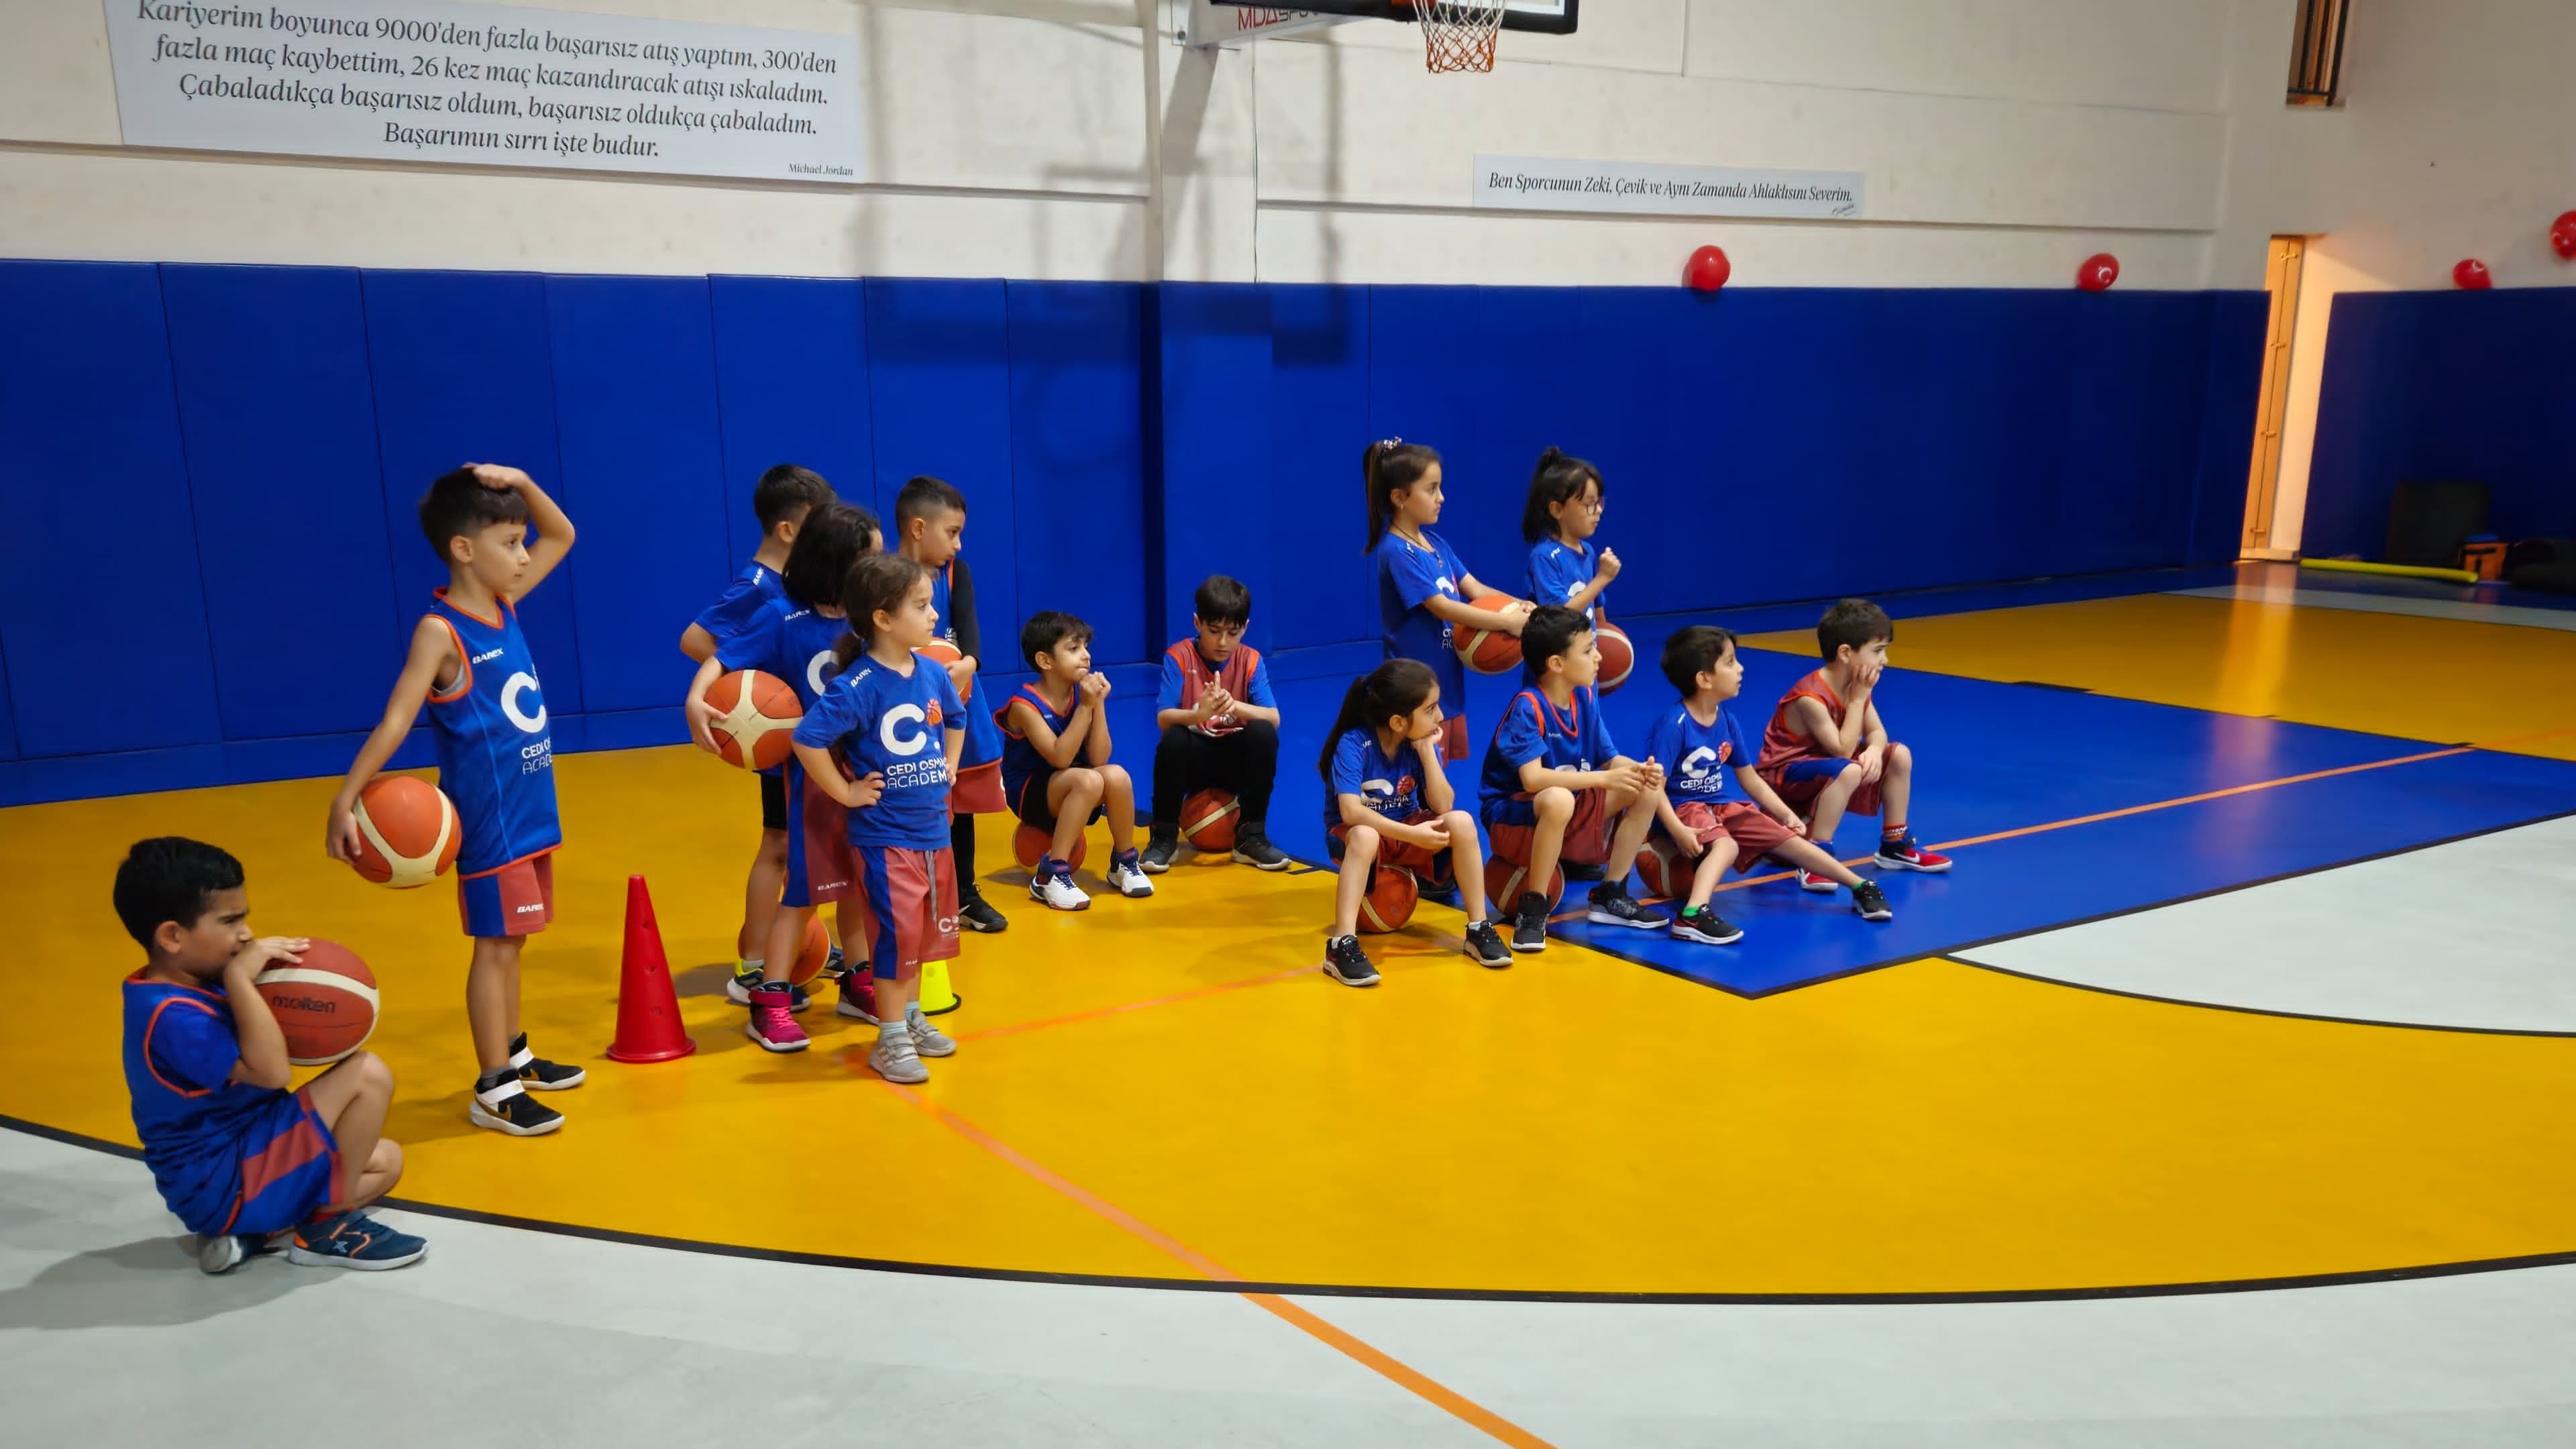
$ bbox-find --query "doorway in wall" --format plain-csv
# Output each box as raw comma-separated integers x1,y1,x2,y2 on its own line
2243,235,2308,558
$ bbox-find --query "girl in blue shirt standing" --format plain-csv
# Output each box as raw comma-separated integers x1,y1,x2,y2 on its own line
1366,439,1531,763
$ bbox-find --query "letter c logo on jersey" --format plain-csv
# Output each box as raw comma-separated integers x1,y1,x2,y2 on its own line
880,703,930,756
501,672,547,733
806,649,835,701
1680,745,1718,781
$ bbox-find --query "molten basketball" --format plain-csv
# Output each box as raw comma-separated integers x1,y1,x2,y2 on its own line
915,641,971,701
1454,594,1523,676
349,775,460,889
1012,822,1088,873
1636,835,1690,900
788,914,833,986
1485,857,1566,918
1181,790,1240,853
706,669,800,771
1357,866,1418,934
1595,621,1635,694
254,939,379,1067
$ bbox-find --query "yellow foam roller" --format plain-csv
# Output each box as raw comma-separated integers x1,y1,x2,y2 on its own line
2300,557,2479,586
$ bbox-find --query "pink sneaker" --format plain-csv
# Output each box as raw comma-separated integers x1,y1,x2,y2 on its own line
1798,870,1839,894
745,983,810,1053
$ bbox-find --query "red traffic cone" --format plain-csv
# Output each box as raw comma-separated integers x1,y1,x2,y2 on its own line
606,874,698,1063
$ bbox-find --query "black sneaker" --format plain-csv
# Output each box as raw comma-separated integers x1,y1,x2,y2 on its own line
1140,830,1181,874
1851,880,1894,922
1462,920,1511,968
508,1032,586,1091
468,1074,564,1136
1670,906,1744,945
1564,859,1605,883
1230,828,1291,871
958,888,1010,934
820,944,847,981
1511,892,1550,953
1585,883,1668,930
1322,934,1381,987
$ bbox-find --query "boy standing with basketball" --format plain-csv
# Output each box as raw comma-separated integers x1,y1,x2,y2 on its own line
1142,575,1290,872
1755,599,1953,887
117,837,424,1273
327,464,584,1138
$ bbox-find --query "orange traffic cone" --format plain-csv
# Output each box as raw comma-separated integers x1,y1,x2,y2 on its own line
606,874,698,1063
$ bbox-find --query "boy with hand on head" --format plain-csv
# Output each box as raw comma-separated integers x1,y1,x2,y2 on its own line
1647,627,1894,938
327,464,582,1138
1477,605,1669,953
1755,599,1952,890
998,612,1155,910
892,476,1011,934
678,464,839,1004
117,837,424,1275
1144,574,1290,873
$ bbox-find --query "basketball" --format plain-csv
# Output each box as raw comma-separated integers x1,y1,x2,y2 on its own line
1485,857,1566,918
1181,790,1240,852
788,914,833,986
1013,822,1087,873
1357,866,1418,934
1454,593,1523,675
348,775,460,888
916,641,971,701
1636,835,1690,900
706,669,800,771
1596,621,1635,694
253,938,379,1067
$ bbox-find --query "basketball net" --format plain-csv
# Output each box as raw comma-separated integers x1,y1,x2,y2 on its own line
1410,0,1509,73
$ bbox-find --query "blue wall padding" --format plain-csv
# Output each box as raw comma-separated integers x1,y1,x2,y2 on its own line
864,278,1021,665
708,275,875,563
159,264,402,741
1267,284,1377,653
2188,291,2269,568
543,274,733,714
2306,288,2576,560
0,262,223,759
0,643,15,759
1156,283,1273,655
360,268,584,716
1007,282,1150,665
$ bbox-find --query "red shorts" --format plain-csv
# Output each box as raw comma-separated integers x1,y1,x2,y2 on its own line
1762,759,1884,820
458,851,553,938
1664,800,1795,875
949,760,1006,818
850,845,961,981
792,773,857,906
1483,787,1609,869
1326,812,1456,888
1435,714,1468,765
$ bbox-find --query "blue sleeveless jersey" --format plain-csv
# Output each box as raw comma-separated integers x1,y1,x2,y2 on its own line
996,682,1079,809
929,561,1004,771
122,973,331,1236
425,591,562,874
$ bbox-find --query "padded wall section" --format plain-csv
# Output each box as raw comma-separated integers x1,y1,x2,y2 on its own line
2189,290,2267,568
1267,284,1377,653
865,279,1020,664
159,264,399,741
1008,282,1149,665
360,270,582,715
2306,289,2576,561
1160,285,1274,653
543,276,733,716
0,262,221,757
710,276,875,563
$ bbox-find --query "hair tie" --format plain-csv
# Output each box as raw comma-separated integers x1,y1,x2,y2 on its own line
1379,437,1402,449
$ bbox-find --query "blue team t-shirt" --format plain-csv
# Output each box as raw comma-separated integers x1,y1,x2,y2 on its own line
1324,727,1432,831
1479,684,1619,811
716,598,849,710
694,562,786,645
792,651,966,851
1643,701,1757,804
1375,527,1471,704
1526,538,1605,623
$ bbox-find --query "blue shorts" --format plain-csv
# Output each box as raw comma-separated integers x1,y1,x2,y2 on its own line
162,1087,340,1238
1774,758,1854,787
458,851,555,938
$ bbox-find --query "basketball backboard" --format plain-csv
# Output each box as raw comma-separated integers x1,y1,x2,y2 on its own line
1179,1,1578,49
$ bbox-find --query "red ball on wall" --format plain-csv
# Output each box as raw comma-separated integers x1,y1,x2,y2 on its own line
2076,254,2121,291
1682,245,1731,292
2550,211,2576,260
2453,258,2494,290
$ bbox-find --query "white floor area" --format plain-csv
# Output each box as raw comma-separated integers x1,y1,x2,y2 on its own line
9,1127,2576,1448
2169,582,2576,633
1960,816,2576,1033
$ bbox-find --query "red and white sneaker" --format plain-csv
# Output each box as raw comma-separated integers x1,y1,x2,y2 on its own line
1797,870,1839,894
745,982,810,1053
1876,835,1953,873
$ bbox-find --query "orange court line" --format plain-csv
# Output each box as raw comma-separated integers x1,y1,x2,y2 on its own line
881,1082,1560,1449
956,963,1322,1044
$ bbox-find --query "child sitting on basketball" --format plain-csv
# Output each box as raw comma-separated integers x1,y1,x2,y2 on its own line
1478,606,1668,953
1754,599,1953,888
1368,439,1532,763
116,837,424,1275
1521,447,1618,627
1646,627,1893,939
1318,661,1513,987
327,464,583,1138
1145,574,1290,873
998,611,1154,912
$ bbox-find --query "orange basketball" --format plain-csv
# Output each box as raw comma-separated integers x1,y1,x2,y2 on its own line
253,938,379,1066
705,669,800,771
1484,857,1566,919
1635,835,1690,900
1181,790,1239,853
788,914,833,986
1356,866,1417,934
915,641,971,701
1012,822,1087,873
1454,594,1523,676
1595,621,1635,694
349,775,460,889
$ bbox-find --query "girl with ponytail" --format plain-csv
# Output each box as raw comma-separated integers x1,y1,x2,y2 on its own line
1364,439,1532,763
1520,446,1617,625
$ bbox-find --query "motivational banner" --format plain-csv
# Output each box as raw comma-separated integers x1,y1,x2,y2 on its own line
106,0,864,183
1473,154,1864,220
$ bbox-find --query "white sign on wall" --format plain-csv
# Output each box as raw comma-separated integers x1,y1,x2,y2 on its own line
1474,154,1864,220
106,0,864,184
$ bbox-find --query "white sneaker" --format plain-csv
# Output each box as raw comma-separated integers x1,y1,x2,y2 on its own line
1030,865,1091,912
1106,854,1155,900
870,1034,929,1084
908,1014,957,1058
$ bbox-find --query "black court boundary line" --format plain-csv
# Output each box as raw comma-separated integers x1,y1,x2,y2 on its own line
10,1109,2576,1306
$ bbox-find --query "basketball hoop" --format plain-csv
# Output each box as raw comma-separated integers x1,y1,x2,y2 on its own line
1409,0,1509,73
